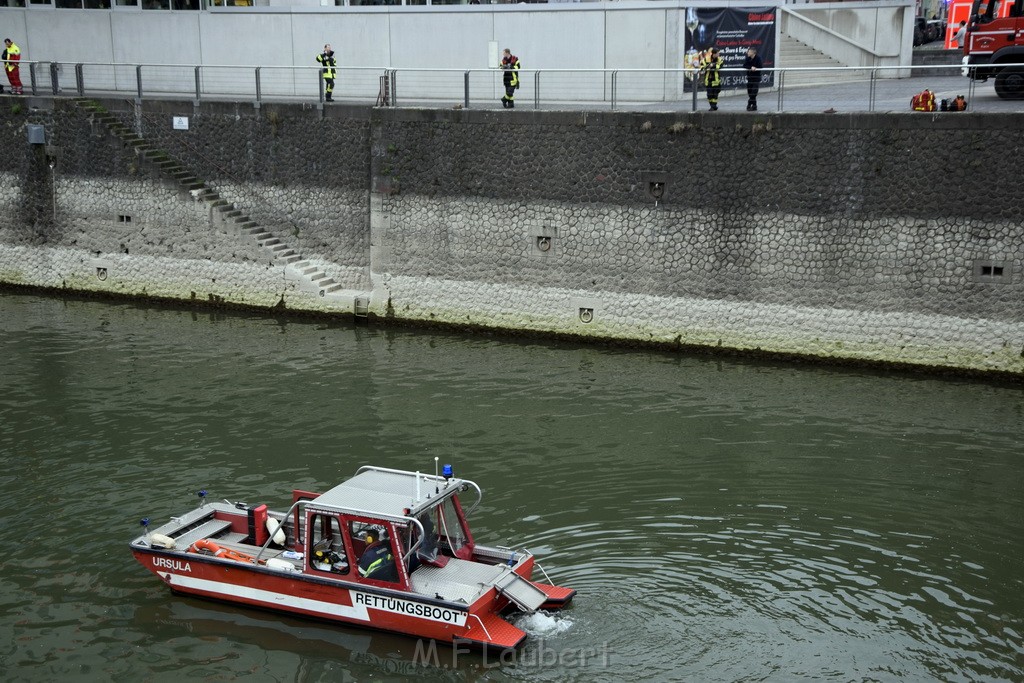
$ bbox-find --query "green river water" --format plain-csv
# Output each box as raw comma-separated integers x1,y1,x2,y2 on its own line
1,292,1022,682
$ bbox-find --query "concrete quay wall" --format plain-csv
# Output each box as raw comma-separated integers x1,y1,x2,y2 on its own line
1,98,1021,376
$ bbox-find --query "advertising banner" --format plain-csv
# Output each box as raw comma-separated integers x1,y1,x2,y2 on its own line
684,7,776,92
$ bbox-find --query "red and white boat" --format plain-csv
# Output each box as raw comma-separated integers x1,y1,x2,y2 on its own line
130,464,576,649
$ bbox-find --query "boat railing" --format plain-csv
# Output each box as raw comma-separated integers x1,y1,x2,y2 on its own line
467,614,493,642
338,509,424,566
354,464,483,516
523,548,554,585
356,463,465,486
252,498,426,567
340,508,424,567
255,498,307,564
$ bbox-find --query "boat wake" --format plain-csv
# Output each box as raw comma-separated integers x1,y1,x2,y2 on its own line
514,610,574,637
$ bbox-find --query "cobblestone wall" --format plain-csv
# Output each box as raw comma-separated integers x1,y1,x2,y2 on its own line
372,110,1023,222
1,100,1021,375
115,101,372,276
369,108,1023,373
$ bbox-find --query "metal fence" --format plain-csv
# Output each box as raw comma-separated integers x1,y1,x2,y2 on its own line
17,60,1024,113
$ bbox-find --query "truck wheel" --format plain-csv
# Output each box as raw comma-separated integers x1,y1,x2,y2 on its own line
994,67,1024,99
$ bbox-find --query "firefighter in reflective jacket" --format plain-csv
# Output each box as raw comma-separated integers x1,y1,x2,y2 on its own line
358,532,398,582
316,44,337,102
700,47,723,111
500,48,520,109
3,38,22,96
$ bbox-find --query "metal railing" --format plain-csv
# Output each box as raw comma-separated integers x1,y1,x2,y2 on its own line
15,59,1024,113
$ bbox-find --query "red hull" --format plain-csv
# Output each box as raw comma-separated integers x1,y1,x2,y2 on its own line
134,548,526,648
131,468,575,650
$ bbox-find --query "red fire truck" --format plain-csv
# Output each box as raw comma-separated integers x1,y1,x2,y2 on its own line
961,0,1024,98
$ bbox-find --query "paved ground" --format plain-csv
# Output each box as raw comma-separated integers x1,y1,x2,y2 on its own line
18,46,1022,115
434,69,1020,114
651,75,1018,115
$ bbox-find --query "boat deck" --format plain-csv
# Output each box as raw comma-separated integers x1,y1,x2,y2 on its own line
410,557,510,605
138,502,301,567
173,519,232,549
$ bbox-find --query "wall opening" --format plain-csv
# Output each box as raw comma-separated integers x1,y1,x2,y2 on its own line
640,171,669,203
973,260,1010,284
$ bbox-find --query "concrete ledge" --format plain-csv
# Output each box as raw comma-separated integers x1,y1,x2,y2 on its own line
59,97,1024,133
69,97,372,122
363,103,1024,132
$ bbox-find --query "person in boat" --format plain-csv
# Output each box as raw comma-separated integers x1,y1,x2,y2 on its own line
358,531,398,582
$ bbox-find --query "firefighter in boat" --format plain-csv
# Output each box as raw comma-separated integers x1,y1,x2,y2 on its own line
358,530,398,581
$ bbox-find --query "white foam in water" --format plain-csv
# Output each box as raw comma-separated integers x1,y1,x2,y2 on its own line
515,611,574,637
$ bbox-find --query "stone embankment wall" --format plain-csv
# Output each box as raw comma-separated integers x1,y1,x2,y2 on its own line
1,98,1021,376
0,100,371,311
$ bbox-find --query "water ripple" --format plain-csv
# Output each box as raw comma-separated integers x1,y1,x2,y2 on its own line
1,294,1023,681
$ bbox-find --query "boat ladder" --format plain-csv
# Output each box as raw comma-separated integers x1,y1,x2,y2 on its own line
493,569,548,613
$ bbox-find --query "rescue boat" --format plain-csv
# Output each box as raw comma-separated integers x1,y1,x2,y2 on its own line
130,464,576,649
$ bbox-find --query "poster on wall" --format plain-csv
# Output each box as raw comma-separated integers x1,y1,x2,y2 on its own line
684,7,776,92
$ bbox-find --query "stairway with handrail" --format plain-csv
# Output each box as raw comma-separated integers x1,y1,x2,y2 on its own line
72,98,366,307
777,35,857,87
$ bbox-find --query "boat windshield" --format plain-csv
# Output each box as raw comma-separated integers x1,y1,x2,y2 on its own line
415,511,438,563
436,497,468,554
308,513,350,574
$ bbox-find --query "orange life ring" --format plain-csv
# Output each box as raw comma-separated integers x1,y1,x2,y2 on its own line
189,539,255,564
190,538,222,554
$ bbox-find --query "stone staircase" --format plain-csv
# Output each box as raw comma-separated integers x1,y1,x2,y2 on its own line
777,35,859,87
74,99,347,299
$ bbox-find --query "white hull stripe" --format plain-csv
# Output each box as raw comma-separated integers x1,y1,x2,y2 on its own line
158,571,370,622
156,572,468,626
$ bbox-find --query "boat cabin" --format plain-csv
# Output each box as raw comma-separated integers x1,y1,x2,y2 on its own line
290,465,481,591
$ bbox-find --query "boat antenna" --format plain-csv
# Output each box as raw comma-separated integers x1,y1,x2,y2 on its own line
415,471,421,505
434,456,440,494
